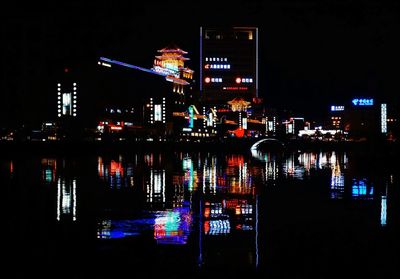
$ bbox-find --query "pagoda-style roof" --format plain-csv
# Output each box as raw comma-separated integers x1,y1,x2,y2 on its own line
227,98,251,112
155,54,189,61
157,44,188,55
179,67,194,73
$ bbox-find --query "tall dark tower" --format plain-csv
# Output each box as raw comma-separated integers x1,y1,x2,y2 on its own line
200,27,259,105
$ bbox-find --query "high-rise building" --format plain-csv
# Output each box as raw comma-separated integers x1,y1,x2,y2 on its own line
200,27,259,105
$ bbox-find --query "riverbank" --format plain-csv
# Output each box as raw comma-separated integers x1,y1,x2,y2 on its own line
0,138,399,157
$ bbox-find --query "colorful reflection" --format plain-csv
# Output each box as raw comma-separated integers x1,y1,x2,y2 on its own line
183,156,196,192
97,218,153,239
225,155,253,194
352,178,374,200
330,158,344,200
98,156,134,189
97,206,192,245
203,198,254,235
154,206,192,244
41,158,57,184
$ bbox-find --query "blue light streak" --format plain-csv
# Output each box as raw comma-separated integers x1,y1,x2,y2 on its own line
99,57,166,77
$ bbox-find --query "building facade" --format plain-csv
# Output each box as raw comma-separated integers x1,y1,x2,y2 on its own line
200,27,259,105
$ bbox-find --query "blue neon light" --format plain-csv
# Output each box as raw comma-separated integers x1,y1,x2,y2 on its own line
99,57,166,77
352,98,374,106
352,179,374,199
188,106,194,128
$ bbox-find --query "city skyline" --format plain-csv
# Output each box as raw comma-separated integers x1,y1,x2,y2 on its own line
1,1,399,127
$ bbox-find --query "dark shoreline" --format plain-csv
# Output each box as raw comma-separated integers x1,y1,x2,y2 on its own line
1,138,399,157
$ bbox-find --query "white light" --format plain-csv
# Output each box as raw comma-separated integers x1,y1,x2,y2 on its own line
381,104,387,133
73,83,77,86
73,113,77,116
57,83,61,87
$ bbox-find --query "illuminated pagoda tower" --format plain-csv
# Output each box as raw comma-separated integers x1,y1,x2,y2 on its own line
97,45,195,140
152,45,194,94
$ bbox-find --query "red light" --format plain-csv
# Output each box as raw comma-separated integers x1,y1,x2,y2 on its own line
64,68,69,73
205,77,211,83
235,77,241,84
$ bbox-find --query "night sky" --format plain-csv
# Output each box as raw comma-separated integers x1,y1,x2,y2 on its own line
1,0,399,127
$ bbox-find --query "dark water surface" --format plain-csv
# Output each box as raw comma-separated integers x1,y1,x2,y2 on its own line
4,149,400,278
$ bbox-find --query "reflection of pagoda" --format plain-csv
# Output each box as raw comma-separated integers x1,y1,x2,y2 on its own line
152,45,194,94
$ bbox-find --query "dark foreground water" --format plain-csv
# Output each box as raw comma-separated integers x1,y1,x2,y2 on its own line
3,148,400,278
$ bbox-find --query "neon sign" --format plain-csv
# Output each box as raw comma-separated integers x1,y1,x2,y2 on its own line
352,98,374,106
331,105,344,111
188,106,194,128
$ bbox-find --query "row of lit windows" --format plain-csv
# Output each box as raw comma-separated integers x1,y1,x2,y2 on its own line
331,116,341,120
204,64,231,69
205,57,228,62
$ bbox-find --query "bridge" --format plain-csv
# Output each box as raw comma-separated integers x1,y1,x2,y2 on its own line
250,138,285,151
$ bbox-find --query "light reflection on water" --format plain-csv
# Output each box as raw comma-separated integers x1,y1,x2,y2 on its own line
90,150,393,247
3,149,398,274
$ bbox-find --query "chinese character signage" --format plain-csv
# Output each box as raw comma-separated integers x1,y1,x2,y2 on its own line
352,98,374,106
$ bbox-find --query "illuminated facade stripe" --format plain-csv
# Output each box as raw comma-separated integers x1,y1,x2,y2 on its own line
200,26,203,92
256,27,259,98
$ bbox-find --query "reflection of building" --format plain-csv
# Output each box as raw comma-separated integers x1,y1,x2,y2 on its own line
146,169,166,206
98,157,134,189
56,177,77,221
330,162,344,199
200,27,259,105
351,178,374,200
41,158,57,184
154,206,192,244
